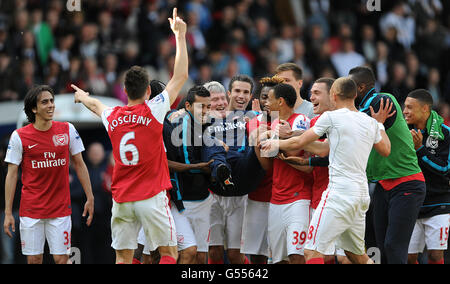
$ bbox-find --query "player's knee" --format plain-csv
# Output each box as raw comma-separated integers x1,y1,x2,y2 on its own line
180,246,197,263
53,254,69,264
27,255,43,264
227,249,243,264
208,246,224,261
428,250,444,263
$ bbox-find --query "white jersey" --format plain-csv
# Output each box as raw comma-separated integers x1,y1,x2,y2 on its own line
312,108,382,195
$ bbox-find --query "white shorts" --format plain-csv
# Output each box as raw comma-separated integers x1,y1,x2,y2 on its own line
111,191,177,251
19,216,71,256
172,194,214,252
309,208,346,257
408,214,450,253
209,194,247,249
268,199,311,263
241,199,270,257
305,188,370,256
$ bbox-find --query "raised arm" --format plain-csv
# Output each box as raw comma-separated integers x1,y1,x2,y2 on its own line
165,8,189,105
72,84,108,117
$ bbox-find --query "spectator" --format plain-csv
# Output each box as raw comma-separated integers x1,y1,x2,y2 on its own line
79,23,99,60
82,57,107,97
331,38,365,77
427,67,442,108
30,8,54,66
50,33,75,72
379,1,416,49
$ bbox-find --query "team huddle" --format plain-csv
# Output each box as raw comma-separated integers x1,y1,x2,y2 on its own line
3,8,450,265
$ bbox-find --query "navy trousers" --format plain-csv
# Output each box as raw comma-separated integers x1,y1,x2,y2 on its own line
372,180,426,264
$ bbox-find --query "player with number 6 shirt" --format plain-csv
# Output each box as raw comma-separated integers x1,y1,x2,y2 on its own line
71,7,188,264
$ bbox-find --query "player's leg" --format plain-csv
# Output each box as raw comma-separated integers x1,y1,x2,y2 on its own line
339,195,373,264
286,200,311,264
46,216,71,264
208,195,226,264
241,199,270,264
424,214,449,264
268,203,288,264
110,200,140,264
384,181,425,264
184,197,214,264
19,217,46,264
224,196,247,264
407,219,424,264
171,202,198,264
136,192,178,264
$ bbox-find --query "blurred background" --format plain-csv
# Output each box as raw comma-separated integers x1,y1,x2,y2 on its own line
0,0,449,264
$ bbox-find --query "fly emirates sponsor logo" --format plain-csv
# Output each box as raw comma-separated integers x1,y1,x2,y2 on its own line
31,152,67,169
109,114,152,131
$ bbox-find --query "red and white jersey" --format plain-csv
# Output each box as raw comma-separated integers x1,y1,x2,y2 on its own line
5,121,84,219
101,90,172,203
246,114,272,202
271,113,312,205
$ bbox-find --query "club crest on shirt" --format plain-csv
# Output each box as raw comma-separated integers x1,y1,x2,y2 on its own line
426,136,438,154
53,134,69,146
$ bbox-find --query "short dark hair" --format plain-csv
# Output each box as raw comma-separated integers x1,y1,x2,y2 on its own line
275,63,303,80
186,85,210,106
272,83,297,108
149,79,166,100
332,77,357,100
24,85,54,123
407,89,433,108
314,78,335,93
228,74,254,94
348,66,376,88
125,66,150,100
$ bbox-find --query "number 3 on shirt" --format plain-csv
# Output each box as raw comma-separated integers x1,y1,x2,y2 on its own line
119,131,139,165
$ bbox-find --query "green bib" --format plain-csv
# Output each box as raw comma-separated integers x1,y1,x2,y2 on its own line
366,93,422,181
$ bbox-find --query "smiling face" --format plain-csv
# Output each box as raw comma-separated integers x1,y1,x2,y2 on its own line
259,86,271,114
186,95,211,124
266,89,281,118
310,82,332,115
403,97,429,126
210,92,229,118
33,91,55,122
228,80,252,111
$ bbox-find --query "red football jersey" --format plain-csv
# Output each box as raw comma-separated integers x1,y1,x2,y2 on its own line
101,91,172,203
271,113,312,205
5,121,84,219
246,114,272,202
310,115,329,209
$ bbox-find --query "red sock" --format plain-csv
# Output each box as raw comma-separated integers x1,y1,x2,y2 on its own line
244,256,250,264
159,255,177,264
428,258,444,264
208,258,224,264
132,258,142,264
306,257,324,264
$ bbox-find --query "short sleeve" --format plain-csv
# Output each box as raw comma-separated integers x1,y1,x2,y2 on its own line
291,114,310,131
312,111,331,137
146,90,170,124
101,107,114,131
68,123,85,155
4,131,23,165
374,121,383,144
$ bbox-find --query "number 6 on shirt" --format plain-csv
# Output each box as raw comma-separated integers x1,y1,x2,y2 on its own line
120,131,139,165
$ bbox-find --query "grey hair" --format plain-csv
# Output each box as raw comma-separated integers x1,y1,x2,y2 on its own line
203,81,226,94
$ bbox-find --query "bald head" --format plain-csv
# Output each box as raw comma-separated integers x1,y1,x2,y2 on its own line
331,77,358,101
